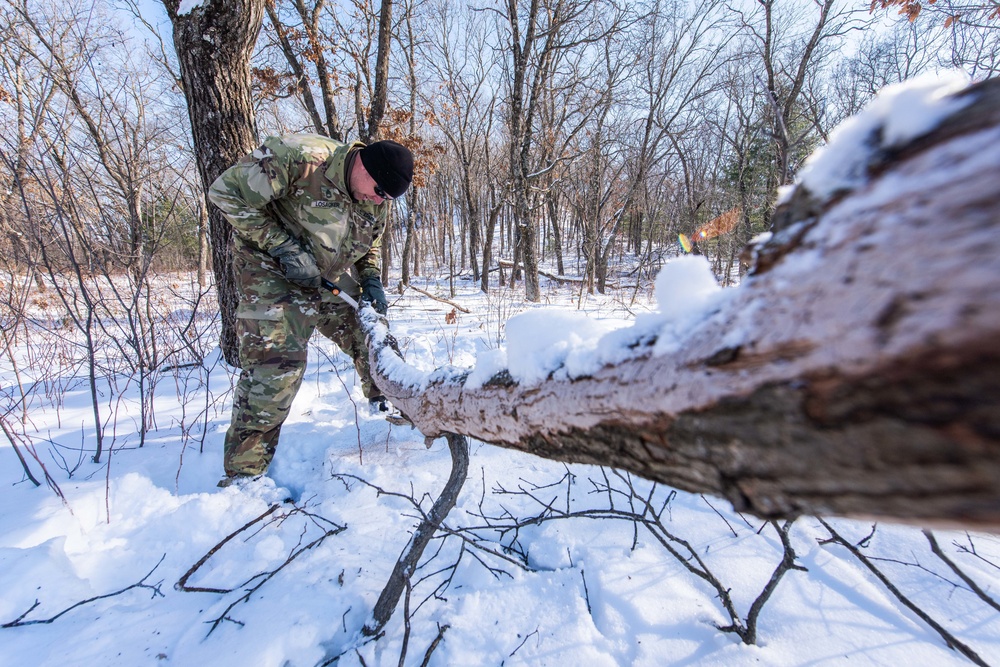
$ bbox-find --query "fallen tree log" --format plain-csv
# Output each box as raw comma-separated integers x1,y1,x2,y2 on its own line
401,283,471,314
497,259,589,285
367,77,1000,529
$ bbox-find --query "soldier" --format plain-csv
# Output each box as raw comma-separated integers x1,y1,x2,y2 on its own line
208,135,413,485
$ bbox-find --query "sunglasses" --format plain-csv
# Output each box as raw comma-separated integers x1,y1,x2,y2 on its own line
373,183,392,200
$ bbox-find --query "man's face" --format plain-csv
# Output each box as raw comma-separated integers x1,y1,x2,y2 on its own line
348,158,391,204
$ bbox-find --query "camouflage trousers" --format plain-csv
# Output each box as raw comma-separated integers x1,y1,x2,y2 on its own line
224,247,377,477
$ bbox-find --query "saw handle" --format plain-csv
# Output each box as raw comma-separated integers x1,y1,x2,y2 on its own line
321,278,361,310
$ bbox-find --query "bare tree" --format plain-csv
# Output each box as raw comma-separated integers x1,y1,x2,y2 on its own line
320,0,396,141
0,0,193,459
733,0,868,201
578,0,734,293
828,20,943,126
263,0,345,139
499,0,621,301
0,1,57,279
366,0,394,140
418,0,498,289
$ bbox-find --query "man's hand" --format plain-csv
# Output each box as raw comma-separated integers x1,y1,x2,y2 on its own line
360,276,388,314
269,238,322,290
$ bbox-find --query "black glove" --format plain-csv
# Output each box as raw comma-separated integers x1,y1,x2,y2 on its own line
269,238,322,290
360,276,388,314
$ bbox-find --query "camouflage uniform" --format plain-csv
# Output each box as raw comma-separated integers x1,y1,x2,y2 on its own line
209,134,389,477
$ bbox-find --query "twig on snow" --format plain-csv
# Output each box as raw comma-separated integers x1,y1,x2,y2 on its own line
925,529,1000,613
2,554,166,628
818,519,989,667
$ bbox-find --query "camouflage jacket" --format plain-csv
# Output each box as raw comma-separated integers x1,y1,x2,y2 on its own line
208,134,388,283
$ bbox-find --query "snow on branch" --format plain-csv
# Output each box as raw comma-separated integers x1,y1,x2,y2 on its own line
365,75,1000,529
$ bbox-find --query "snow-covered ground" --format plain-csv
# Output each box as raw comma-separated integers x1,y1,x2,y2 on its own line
1,269,998,667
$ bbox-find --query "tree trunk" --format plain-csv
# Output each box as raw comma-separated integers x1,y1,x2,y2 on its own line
163,0,264,367
548,189,564,276
401,188,416,285
197,196,209,288
366,79,1000,529
365,0,393,141
480,199,501,293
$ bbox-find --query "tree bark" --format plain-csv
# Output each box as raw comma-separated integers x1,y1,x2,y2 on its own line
368,79,1000,529
163,0,264,367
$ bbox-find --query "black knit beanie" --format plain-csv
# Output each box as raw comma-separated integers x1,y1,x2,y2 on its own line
359,140,414,198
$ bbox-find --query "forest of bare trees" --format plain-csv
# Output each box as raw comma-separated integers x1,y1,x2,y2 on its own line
2,0,996,304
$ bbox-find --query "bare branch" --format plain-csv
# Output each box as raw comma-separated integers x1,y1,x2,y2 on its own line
2,555,166,628
818,519,990,667
361,433,470,637
925,529,1000,614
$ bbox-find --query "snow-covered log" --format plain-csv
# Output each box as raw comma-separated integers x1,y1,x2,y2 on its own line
367,76,1000,529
